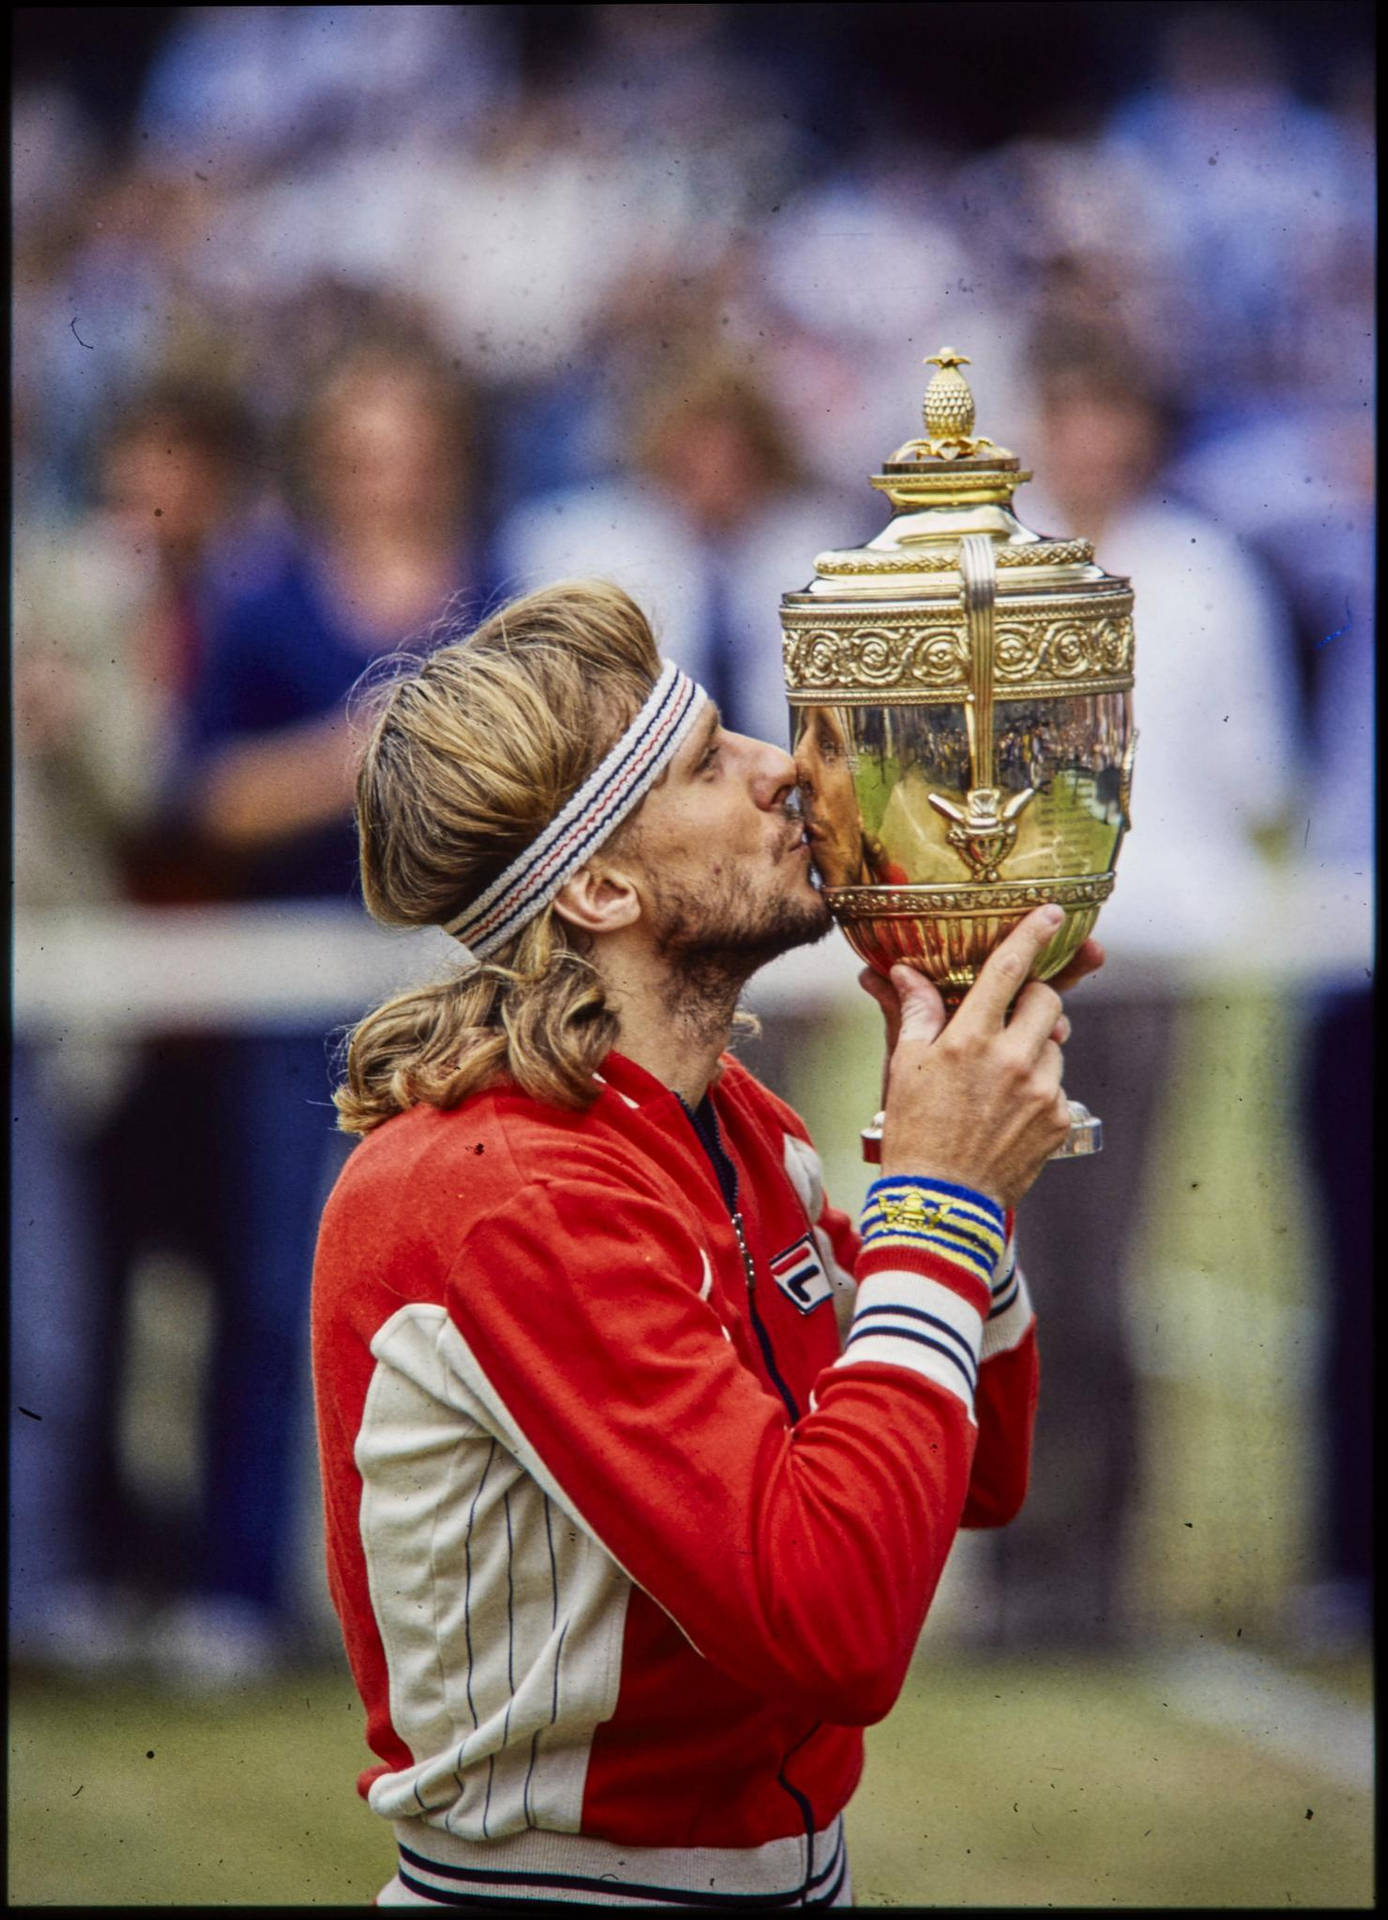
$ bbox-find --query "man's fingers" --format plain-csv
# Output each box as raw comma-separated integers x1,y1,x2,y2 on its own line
1006,977,1066,1054
857,966,896,1017
1039,1035,1065,1094
956,904,1065,1031
890,964,948,1048
1047,936,1106,994
859,964,904,1070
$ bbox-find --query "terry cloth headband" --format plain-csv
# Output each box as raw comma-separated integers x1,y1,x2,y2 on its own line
442,659,706,958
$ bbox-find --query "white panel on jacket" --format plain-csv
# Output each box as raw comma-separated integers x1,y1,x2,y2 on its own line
356,1304,632,1837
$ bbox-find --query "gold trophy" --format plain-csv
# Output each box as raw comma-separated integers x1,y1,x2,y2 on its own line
783,349,1136,1162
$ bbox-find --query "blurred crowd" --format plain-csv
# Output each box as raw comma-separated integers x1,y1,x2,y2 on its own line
11,4,1372,1686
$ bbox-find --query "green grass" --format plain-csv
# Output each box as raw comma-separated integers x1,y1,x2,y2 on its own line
848,1651,1373,1908
8,1666,394,1907
9,1651,1371,1907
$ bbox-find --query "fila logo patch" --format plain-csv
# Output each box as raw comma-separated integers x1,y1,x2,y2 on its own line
770,1233,832,1314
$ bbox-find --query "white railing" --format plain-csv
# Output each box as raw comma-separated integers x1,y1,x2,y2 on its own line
12,862,1371,1034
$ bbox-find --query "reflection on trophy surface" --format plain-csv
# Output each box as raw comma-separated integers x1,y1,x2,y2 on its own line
781,348,1137,1160
794,706,909,890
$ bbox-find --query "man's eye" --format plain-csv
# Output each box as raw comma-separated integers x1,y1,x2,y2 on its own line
698,741,721,772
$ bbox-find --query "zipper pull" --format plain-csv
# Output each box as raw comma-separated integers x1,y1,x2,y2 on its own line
733,1207,801,1424
731,1210,757,1291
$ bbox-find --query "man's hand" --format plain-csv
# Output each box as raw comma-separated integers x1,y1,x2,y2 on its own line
859,925,1103,1101
863,906,1104,1209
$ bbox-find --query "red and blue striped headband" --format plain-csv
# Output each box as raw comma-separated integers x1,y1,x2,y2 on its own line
443,660,706,958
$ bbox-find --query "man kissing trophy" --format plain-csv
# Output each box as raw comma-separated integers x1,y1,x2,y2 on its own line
784,347,1137,1160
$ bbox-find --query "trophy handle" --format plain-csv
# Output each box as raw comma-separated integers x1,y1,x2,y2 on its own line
861,1100,1102,1165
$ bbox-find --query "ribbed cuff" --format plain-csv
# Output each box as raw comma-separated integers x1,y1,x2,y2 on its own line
859,1176,1006,1292
833,1178,1008,1418
981,1235,1035,1359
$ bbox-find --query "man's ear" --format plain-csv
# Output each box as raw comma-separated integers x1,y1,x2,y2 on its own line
552,862,642,936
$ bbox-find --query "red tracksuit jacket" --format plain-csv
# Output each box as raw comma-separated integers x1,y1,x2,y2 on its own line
311,1049,1038,1897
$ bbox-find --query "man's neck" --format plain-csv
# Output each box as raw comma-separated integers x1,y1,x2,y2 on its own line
596,941,742,1107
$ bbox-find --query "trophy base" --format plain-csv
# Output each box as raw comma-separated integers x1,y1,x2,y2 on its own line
861,1100,1102,1165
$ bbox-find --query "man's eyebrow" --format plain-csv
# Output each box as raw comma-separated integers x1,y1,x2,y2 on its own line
690,704,722,756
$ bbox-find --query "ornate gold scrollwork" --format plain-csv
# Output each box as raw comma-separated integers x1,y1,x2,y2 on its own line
782,622,969,691
811,538,1095,577
823,874,1116,916
783,603,1133,696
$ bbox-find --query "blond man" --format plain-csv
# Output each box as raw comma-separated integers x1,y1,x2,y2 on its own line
313,580,1098,1907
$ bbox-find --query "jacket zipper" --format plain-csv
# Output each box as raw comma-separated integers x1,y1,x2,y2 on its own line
732,1207,801,1425
679,1093,802,1425
686,1104,818,1888
687,1099,819,1888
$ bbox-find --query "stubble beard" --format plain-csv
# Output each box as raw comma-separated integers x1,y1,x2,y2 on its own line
647,864,833,1042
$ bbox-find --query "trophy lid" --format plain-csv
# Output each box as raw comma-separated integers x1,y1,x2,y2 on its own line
788,346,1113,602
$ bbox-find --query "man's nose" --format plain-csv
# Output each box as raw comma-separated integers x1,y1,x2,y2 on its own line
740,733,799,810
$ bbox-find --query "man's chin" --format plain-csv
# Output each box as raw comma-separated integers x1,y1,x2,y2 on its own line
650,877,834,994
718,890,835,975
775,889,836,954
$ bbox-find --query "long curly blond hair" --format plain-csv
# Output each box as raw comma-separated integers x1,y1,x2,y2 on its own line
335,580,663,1135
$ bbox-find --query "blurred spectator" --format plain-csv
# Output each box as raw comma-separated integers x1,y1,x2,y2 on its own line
968,323,1302,1649
1291,570,1372,1649
1097,6,1356,420
1160,161,1371,1626
187,339,486,896
1229,405,1373,1653
341,7,814,503
13,117,234,520
135,4,515,186
499,354,875,745
756,148,1028,492
11,377,259,1671
15,372,263,905
154,338,490,1684
11,83,103,520
567,3,810,230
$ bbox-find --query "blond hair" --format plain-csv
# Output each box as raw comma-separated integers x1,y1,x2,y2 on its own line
335,580,662,1135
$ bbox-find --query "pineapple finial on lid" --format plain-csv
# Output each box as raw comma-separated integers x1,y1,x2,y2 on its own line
919,346,1000,460
923,348,976,446
883,345,1011,468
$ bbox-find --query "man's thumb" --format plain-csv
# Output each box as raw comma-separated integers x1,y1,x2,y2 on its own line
889,964,948,1046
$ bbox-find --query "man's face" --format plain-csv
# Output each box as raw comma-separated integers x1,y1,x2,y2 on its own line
617,700,832,981
793,705,864,888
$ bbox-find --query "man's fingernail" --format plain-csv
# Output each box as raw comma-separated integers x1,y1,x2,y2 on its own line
1041,904,1064,927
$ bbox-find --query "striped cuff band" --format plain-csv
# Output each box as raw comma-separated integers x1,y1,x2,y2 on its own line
982,1236,1034,1360
388,1814,848,1907
834,1269,984,1418
859,1176,1006,1292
